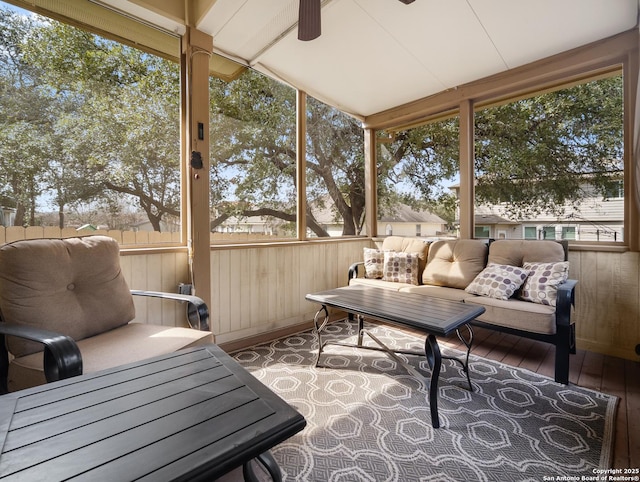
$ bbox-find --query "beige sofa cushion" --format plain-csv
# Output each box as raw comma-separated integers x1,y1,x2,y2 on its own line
8,323,214,392
380,236,430,284
464,296,557,335
422,239,488,289
0,236,135,358
488,239,565,266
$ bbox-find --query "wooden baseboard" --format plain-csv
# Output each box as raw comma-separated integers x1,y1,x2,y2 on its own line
218,320,315,354
218,312,351,354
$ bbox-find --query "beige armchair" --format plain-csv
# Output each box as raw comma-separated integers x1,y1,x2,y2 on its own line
0,235,213,393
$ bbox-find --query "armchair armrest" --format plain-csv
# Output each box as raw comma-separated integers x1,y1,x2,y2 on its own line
130,290,210,331
556,279,578,326
0,323,82,384
348,261,365,282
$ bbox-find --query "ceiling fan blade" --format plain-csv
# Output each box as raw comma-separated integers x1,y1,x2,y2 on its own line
398,0,415,4
298,0,321,41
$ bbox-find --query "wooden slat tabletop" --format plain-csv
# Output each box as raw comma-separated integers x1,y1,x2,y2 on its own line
306,285,485,336
0,344,305,481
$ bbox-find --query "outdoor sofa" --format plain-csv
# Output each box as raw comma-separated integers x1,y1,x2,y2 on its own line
347,237,577,384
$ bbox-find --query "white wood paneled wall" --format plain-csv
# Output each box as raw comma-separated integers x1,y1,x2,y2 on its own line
210,240,370,344
120,251,190,327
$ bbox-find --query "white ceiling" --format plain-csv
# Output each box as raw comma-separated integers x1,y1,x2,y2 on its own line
103,0,638,119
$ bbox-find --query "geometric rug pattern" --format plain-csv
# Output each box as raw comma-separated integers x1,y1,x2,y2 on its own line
233,319,618,482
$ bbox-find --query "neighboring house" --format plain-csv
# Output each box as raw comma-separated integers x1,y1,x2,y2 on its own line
214,200,448,238
472,213,519,240
450,180,624,241
308,199,344,237
378,204,448,238
212,214,284,236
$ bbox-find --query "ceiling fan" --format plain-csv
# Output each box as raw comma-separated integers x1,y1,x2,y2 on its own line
298,0,416,41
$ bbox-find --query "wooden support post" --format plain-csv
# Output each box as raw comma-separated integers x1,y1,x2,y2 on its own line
297,90,307,240
364,128,377,237
459,100,475,239
182,27,212,323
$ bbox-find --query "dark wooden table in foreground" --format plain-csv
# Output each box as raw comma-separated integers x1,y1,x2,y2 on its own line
0,344,305,481
306,285,485,428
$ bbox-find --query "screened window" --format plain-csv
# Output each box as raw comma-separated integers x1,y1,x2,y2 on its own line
474,74,623,243
0,2,181,244
377,117,459,238
305,96,364,237
209,69,297,243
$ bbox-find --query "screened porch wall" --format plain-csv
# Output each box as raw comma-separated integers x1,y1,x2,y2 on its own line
1,229,638,361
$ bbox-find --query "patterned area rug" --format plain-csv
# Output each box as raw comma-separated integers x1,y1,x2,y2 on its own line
232,320,618,482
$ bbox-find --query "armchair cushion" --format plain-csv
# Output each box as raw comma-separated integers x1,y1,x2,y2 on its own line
8,323,214,392
0,236,135,358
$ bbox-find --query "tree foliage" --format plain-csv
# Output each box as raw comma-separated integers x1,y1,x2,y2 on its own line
209,71,365,236
381,76,623,221
473,77,623,218
0,7,180,230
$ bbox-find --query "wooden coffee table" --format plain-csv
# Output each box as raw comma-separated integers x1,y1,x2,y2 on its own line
0,344,306,481
305,285,485,428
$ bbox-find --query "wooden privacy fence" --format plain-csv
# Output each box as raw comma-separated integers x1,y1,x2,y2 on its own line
0,227,291,246
0,226,181,246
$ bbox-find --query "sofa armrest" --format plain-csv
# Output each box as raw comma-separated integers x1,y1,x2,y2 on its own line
0,323,82,385
130,290,210,331
556,279,578,326
348,261,365,282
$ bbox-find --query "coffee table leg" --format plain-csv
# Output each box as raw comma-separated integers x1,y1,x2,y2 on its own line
313,305,329,367
356,314,365,346
456,325,474,391
424,334,442,429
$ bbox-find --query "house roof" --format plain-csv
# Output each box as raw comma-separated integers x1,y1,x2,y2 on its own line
97,0,637,120
474,214,518,225
379,204,445,224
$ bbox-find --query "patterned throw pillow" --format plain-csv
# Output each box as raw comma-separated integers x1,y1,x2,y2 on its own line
363,248,385,279
465,263,530,300
382,251,419,285
520,261,569,306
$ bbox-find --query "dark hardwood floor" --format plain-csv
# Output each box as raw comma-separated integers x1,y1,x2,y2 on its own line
439,326,640,470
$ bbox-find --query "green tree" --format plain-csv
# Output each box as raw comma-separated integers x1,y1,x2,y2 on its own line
473,76,623,219
0,9,50,226
382,76,623,221
17,16,181,231
210,70,366,237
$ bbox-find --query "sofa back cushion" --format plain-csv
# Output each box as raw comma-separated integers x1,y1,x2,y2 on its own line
380,236,430,283
0,236,135,358
488,240,566,266
422,239,488,289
